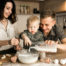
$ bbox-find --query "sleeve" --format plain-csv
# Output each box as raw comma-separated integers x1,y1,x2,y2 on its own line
55,24,66,40
19,30,28,39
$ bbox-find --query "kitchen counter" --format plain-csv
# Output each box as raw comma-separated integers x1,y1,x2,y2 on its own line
0,49,66,66
2,62,60,66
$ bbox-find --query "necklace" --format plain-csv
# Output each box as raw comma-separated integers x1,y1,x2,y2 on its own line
1,18,8,23
0,18,8,31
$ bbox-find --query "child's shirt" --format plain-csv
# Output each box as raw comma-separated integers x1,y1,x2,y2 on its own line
20,30,44,49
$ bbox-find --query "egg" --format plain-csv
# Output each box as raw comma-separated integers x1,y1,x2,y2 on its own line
60,59,66,65
54,59,59,64
64,58,66,63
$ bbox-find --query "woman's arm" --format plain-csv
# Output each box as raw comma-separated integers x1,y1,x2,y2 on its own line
0,40,11,46
0,38,19,46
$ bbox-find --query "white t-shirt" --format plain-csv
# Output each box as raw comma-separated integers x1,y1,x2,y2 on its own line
0,20,15,51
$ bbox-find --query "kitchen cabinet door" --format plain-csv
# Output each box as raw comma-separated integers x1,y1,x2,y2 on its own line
56,16,64,29
63,16,66,28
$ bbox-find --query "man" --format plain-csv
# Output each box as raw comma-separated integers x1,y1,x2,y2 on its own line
40,11,66,44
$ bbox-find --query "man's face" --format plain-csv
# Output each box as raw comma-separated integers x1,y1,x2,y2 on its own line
40,17,56,34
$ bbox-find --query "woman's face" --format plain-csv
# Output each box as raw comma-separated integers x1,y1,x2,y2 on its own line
3,2,13,18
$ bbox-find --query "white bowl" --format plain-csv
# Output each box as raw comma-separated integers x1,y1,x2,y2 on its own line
17,50,39,64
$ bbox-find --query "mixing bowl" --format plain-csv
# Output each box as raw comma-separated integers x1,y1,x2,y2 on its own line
17,49,39,64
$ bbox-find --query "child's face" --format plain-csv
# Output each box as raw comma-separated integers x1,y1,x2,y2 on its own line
27,21,39,34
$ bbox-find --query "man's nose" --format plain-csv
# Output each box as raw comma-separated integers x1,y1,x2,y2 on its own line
42,25,46,29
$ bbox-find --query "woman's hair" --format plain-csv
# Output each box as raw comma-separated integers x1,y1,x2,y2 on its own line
0,0,16,24
40,10,56,19
27,16,40,27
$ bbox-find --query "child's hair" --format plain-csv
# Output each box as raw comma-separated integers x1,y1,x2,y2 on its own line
27,16,40,27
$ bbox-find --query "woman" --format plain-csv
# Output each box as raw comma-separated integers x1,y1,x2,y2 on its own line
0,0,19,54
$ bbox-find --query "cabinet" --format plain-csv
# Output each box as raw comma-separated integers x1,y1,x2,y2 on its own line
56,12,66,29
15,1,39,15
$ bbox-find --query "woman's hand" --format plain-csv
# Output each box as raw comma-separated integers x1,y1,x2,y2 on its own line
11,56,17,63
11,38,19,46
15,45,22,50
45,40,58,45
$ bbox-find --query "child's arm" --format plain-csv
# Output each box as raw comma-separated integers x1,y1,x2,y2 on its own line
22,34,32,46
20,30,32,46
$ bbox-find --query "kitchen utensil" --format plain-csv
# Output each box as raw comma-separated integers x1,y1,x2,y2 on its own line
30,44,57,52
17,49,39,64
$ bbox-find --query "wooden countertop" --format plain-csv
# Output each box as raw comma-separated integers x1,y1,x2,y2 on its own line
0,49,66,66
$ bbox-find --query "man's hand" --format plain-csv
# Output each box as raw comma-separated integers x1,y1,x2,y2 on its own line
11,38,19,46
45,40,58,45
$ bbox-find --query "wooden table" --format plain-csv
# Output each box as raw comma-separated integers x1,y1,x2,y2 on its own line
0,49,66,66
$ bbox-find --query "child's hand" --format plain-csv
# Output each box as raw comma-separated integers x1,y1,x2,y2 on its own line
11,38,19,46
11,56,17,63
24,36,32,46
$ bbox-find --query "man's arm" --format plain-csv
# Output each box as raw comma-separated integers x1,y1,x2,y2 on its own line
61,38,66,44
57,44,66,51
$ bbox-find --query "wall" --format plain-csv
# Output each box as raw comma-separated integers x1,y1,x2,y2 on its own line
39,0,66,12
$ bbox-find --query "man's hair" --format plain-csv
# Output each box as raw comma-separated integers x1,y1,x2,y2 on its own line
27,16,40,26
40,10,56,19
